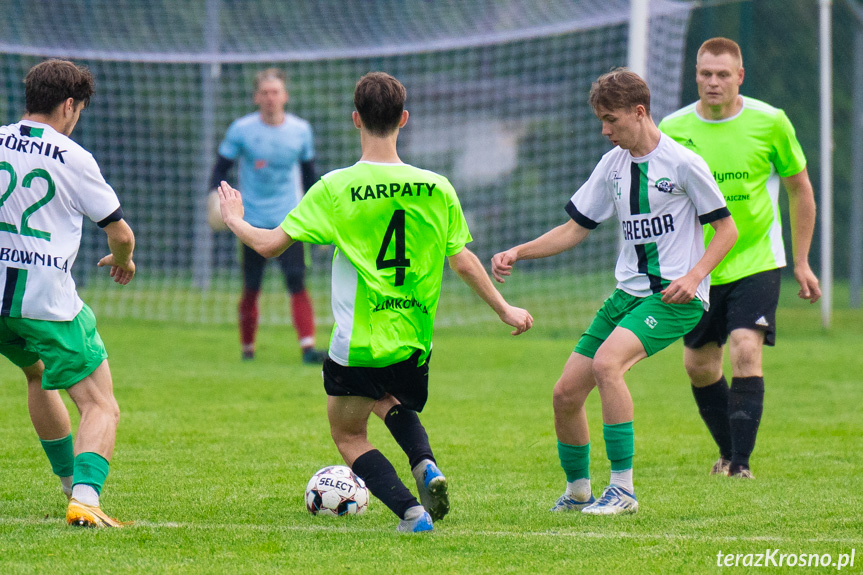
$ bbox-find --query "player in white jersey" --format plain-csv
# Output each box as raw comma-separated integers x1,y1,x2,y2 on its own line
0,60,135,527
492,69,737,515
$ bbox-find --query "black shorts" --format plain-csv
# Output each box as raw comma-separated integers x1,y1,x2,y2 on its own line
684,268,781,349
322,350,431,412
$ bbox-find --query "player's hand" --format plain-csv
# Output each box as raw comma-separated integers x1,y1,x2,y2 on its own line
794,263,821,303
207,189,228,231
660,274,698,304
97,255,135,285
499,305,533,335
491,249,518,283
218,181,244,228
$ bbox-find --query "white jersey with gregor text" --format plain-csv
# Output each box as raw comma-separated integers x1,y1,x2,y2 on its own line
565,133,730,309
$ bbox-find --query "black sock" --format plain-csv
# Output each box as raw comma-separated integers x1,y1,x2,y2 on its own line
351,449,419,519
728,376,765,470
692,376,733,460
384,406,434,470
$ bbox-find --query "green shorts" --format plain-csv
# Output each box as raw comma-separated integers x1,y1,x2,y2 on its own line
574,290,704,358
0,303,108,390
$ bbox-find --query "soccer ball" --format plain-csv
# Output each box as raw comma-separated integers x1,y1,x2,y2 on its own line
206,190,228,231
305,465,369,516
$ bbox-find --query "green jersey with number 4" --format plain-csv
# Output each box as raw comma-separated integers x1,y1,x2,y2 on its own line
281,161,472,367
0,121,121,320
659,96,807,284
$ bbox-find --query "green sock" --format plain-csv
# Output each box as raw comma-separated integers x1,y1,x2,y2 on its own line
603,421,634,471
73,452,110,495
39,434,74,477
557,440,590,482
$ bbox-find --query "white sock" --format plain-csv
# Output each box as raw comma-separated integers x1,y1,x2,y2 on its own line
403,505,425,521
60,476,73,497
411,458,434,482
565,478,592,502
71,484,99,507
610,468,634,493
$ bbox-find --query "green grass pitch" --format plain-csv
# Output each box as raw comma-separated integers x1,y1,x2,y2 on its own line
0,286,861,573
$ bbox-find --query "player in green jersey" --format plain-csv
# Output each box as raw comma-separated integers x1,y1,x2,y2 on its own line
492,69,737,515
659,38,821,478
218,72,532,533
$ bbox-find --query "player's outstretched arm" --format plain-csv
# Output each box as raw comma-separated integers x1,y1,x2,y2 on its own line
661,215,738,304
448,247,533,335
218,181,293,258
491,220,589,283
98,220,136,285
782,168,821,303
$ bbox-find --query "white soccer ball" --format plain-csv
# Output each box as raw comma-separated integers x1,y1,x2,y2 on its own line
305,465,369,516
207,189,228,231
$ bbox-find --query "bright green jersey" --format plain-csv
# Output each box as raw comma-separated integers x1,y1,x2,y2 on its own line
281,161,472,367
659,96,806,284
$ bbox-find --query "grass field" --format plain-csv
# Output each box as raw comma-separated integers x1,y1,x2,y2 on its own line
0,287,861,574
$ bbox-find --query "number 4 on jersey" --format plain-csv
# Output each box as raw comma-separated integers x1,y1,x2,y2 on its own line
376,209,411,286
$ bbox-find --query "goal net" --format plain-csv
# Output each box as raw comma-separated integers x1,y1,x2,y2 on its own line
0,0,693,330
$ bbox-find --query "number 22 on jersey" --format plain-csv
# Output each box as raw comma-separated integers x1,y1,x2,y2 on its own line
0,162,55,240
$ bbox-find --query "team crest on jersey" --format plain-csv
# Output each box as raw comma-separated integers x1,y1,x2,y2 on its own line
611,171,622,200
655,178,675,194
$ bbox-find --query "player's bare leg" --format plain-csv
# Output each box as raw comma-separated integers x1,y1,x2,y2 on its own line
591,327,646,424
67,362,119,459
685,342,724,387
25,361,74,499
328,396,431,532
685,343,732,475
553,353,596,445
25,363,70,439
550,352,598,511
582,327,645,515
371,394,399,421
64,361,124,527
328,395,377,466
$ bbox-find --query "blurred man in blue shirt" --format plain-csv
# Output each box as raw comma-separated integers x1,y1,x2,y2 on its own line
209,68,325,364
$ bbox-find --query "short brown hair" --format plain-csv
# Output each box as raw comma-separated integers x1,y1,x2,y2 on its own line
697,37,743,68
354,72,406,137
588,68,651,115
254,68,287,91
24,59,94,115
